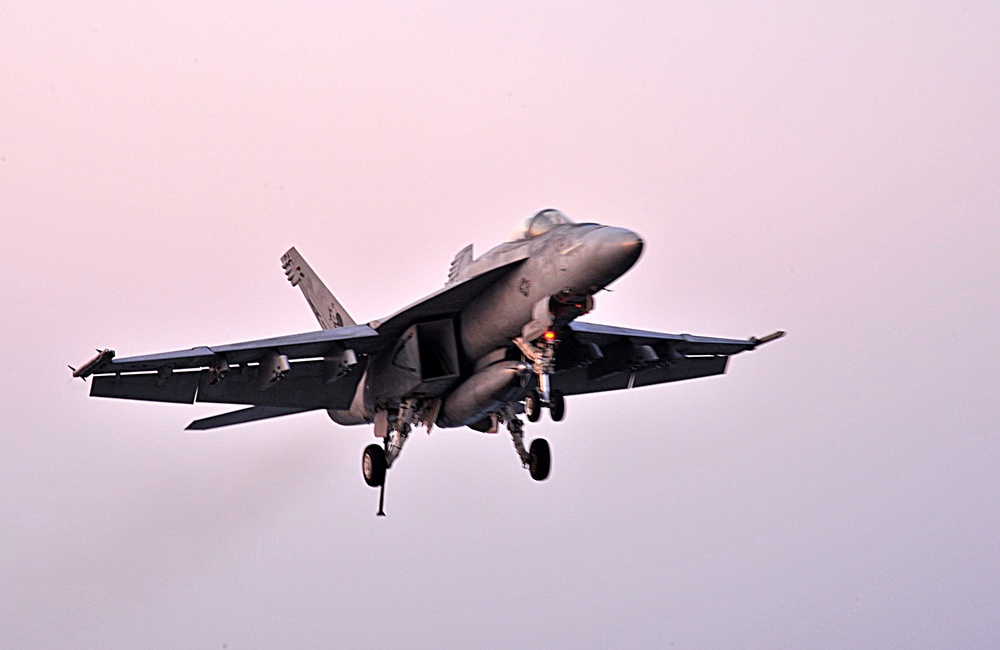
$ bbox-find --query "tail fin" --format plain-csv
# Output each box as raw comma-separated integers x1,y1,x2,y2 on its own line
281,247,356,329
447,244,474,285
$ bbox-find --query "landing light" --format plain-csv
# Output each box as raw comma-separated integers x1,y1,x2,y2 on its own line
543,330,557,342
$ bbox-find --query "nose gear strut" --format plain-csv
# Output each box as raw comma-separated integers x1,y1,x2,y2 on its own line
513,331,566,422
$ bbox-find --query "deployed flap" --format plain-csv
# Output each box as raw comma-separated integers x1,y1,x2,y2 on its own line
196,360,364,409
447,244,474,285
91,371,200,404
282,247,356,329
186,406,317,430
89,359,365,410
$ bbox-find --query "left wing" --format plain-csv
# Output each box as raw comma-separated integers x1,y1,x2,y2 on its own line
552,322,783,396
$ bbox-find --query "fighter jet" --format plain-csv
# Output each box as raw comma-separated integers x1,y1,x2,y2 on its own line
73,209,783,514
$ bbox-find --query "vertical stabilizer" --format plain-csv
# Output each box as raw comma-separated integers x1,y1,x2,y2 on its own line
447,244,474,285
281,247,356,329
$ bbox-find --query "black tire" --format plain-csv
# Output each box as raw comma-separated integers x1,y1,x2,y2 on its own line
362,444,387,487
529,438,551,481
548,389,565,422
524,389,542,423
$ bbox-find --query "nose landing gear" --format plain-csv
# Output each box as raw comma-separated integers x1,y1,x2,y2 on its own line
515,331,567,423
524,387,565,422
506,329,566,481
548,390,565,421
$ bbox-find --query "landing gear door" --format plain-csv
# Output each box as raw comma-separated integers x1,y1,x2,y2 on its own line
521,297,554,342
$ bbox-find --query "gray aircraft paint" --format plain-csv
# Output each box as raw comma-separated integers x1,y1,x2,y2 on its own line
73,209,781,503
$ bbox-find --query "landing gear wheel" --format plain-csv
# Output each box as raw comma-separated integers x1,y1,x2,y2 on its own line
362,444,387,487
528,438,551,481
524,389,542,423
548,389,565,422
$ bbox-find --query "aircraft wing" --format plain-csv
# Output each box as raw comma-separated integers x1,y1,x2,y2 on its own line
76,324,380,375
552,321,783,396
73,325,380,411
72,258,526,420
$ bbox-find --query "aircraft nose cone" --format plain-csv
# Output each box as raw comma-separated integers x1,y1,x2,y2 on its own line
598,226,644,275
582,226,644,288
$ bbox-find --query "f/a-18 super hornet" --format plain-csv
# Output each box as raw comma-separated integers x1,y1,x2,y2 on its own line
73,209,783,514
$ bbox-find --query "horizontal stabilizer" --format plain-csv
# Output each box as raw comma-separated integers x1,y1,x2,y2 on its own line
186,406,317,430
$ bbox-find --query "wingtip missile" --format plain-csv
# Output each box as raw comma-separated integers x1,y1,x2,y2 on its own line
749,330,786,349
71,348,115,379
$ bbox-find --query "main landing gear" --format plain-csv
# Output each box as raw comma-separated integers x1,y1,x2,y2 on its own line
499,406,551,481
362,438,396,517
362,444,387,487
362,397,435,517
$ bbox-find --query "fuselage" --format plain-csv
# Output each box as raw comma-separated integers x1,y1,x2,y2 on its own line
329,215,643,428
458,222,643,361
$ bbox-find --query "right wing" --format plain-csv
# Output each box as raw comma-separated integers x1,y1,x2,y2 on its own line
75,324,380,410
72,253,528,427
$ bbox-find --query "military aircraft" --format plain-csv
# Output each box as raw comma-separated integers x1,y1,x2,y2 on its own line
72,209,783,514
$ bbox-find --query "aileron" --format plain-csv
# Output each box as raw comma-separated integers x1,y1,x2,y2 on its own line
91,371,200,404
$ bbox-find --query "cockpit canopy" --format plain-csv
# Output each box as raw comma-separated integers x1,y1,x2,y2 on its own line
508,209,574,242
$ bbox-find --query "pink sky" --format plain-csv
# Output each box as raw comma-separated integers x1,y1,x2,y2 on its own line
3,3,999,648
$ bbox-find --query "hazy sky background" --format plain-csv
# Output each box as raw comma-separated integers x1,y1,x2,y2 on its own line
2,2,998,648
